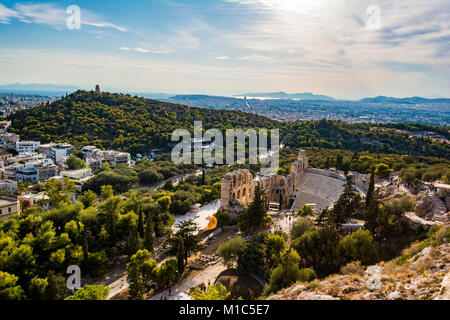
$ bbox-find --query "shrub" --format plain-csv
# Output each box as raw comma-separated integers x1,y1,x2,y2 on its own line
264,250,316,296
337,230,378,265
190,283,231,300
218,237,246,269
297,205,314,217
214,210,232,229
291,218,314,240
298,268,317,282
435,226,450,242
340,261,365,276
65,285,109,300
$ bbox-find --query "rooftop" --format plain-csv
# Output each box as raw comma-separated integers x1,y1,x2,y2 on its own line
0,196,19,206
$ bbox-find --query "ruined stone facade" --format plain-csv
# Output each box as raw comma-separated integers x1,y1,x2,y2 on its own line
221,150,308,214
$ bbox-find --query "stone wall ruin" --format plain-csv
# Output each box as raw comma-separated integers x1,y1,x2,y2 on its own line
220,150,308,214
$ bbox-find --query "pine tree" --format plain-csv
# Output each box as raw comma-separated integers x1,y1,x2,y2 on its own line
336,153,343,170
325,157,331,168
177,238,185,275
238,185,268,233
144,219,155,252
82,231,89,267
331,175,361,226
128,229,142,256
137,204,144,238
366,167,376,209
363,189,386,248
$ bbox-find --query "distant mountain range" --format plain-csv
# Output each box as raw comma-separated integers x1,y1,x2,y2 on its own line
0,83,80,96
0,83,448,104
360,96,450,104
236,91,335,101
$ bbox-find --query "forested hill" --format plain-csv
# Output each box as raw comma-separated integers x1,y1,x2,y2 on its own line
9,90,450,158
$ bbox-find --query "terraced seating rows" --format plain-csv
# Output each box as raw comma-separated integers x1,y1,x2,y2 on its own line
291,172,346,212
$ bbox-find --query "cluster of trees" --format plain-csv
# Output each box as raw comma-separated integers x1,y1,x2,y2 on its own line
66,155,87,170
280,147,449,185
282,120,449,159
190,283,231,300
10,91,275,155
83,158,197,194
82,158,243,218
65,285,109,300
0,177,177,300
238,186,272,233
363,169,414,247
9,91,449,158
216,172,417,298
126,249,179,300
127,219,204,300
218,231,316,296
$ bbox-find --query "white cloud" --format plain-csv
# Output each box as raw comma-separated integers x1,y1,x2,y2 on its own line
120,47,172,54
217,56,230,60
221,0,450,88
0,4,21,24
238,54,276,62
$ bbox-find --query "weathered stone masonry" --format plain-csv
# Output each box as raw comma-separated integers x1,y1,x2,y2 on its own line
221,150,308,214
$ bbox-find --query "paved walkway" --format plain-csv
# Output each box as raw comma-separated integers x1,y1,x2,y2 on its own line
148,262,227,300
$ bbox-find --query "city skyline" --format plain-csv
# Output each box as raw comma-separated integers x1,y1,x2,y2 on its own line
0,0,449,99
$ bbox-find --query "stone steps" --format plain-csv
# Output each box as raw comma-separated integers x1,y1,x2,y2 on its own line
428,192,448,223
291,172,346,213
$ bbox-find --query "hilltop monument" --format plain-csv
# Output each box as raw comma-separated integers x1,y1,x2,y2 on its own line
95,84,100,93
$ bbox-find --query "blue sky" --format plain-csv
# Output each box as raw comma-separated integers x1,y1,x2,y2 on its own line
0,0,449,99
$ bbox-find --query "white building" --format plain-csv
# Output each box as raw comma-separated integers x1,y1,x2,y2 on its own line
13,157,58,183
16,141,40,153
61,168,93,192
0,196,20,221
39,143,55,159
39,143,73,163
61,168,92,180
51,143,73,163
85,149,131,168
0,132,20,150
0,180,18,193
82,146,100,156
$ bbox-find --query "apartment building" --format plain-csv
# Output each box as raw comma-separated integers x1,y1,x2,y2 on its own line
0,180,18,193
0,132,20,150
85,149,131,168
16,141,40,153
0,196,20,221
0,151,12,165
18,192,49,210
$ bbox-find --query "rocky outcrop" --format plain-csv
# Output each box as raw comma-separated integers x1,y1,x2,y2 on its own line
414,191,448,223
267,285,338,300
268,226,450,300
415,195,435,218
436,272,450,300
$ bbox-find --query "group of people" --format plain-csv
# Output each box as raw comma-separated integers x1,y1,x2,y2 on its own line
159,288,172,300
269,212,295,233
